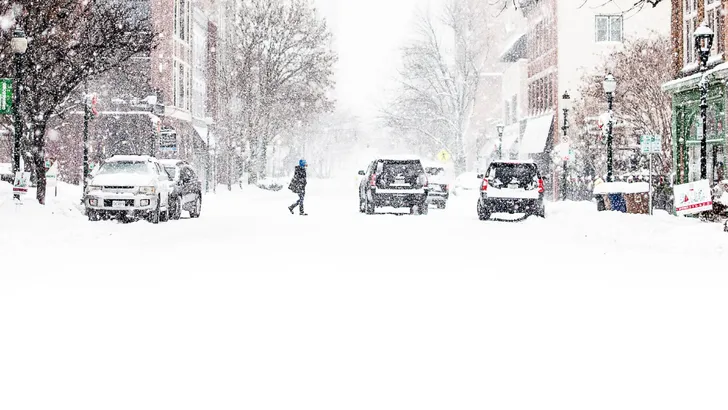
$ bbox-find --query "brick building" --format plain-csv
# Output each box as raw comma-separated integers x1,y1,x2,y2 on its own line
662,0,728,185
516,0,669,198
47,0,223,184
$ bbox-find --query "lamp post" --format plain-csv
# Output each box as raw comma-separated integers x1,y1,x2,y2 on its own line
204,116,214,193
561,90,572,200
694,21,714,180
496,124,505,160
602,73,617,182
11,28,27,199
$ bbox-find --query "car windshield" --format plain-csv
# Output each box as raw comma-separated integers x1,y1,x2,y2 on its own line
489,163,537,182
98,161,150,175
425,167,445,176
164,166,177,179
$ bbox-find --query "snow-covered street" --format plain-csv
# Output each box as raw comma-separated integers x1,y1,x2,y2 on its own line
2,180,728,410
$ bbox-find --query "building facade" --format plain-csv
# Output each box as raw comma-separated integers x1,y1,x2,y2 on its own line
662,0,728,185
517,0,670,197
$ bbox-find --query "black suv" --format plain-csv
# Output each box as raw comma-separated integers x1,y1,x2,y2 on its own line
477,160,545,220
161,160,203,219
358,157,430,215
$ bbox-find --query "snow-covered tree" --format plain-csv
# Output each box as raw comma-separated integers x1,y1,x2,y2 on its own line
225,0,336,183
572,36,672,177
497,0,664,13
382,0,490,173
0,0,155,204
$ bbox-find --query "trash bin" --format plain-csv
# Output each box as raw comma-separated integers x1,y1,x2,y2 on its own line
593,182,649,213
625,192,649,214
608,193,626,213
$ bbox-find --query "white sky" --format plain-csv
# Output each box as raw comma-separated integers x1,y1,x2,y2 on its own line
313,0,433,122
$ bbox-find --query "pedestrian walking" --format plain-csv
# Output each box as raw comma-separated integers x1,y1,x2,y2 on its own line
288,159,308,215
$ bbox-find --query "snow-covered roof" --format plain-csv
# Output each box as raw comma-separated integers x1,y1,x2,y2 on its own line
662,62,728,94
499,32,526,63
105,155,156,163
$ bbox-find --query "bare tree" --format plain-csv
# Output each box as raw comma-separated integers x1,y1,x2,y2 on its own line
227,0,336,183
383,0,490,173
496,0,665,14
572,36,672,177
0,0,155,204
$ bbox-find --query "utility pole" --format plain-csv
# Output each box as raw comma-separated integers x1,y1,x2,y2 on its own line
82,79,90,199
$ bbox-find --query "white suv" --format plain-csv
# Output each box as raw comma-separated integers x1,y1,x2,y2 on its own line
85,155,171,223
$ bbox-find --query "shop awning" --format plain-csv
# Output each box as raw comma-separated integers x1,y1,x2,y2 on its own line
520,113,554,155
193,126,215,149
501,124,520,152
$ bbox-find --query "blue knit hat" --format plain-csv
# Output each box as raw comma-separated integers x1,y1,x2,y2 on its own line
299,159,307,167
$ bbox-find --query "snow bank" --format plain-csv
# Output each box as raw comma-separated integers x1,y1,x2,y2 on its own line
593,181,650,194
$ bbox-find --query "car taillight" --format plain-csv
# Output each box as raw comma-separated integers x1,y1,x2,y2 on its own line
370,174,377,187
538,179,544,193
444,185,449,191
481,178,488,191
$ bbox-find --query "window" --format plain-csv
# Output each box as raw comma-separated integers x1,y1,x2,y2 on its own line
173,60,191,110
504,100,511,125
684,0,698,65
595,15,623,42
174,0,190,43
705,0,723,56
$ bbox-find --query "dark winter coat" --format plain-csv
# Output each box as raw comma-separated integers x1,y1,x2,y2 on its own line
289,166,307,194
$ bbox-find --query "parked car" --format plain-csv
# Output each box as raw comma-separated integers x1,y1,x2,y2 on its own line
423,163,450,209
358,156,430,215
452,171,481,196
476,160,546,220
85,155,171,223
160,159,203,220
0,163,13,184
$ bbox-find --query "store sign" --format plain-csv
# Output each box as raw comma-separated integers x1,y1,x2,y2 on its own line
674,179,713,216
160,128,177,152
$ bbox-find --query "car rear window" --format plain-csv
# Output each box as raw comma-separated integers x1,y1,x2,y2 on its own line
488,163,538,182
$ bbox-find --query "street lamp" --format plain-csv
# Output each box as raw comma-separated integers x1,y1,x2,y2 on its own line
11,28,27,199
694,21,714,180
496,124,505,160
602,73,617,182
561,90,573,200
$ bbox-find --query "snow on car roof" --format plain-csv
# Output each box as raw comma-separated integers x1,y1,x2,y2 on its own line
490,159,536,165
159,159,184,166
105,155,155,163
377,155,423,161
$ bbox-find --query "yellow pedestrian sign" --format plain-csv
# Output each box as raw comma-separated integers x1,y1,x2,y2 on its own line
437,149,451,163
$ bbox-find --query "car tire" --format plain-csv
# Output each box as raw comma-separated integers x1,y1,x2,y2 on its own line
190,194,202,218
149,197,161,224
365,194,375,215
437,202,446,210
170,196,182,220
359,194,366,213
419,203,429,215
87,210,99,222
477,201,490,221
161,208,169,222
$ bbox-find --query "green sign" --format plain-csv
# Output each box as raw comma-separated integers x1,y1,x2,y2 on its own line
0,79,12,115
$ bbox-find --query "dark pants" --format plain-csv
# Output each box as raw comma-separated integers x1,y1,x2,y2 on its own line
290,192,305,214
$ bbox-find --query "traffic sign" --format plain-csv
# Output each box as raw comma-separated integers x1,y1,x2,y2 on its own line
640,135,661,154
436,149,451,163
0,79,12,115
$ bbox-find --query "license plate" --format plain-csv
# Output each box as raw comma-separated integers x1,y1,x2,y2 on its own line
508,184,519,189
112,200,126,208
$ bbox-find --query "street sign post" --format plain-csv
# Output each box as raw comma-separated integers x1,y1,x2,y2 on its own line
0,79,12,115
640,135,662,215
436,149,451,163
